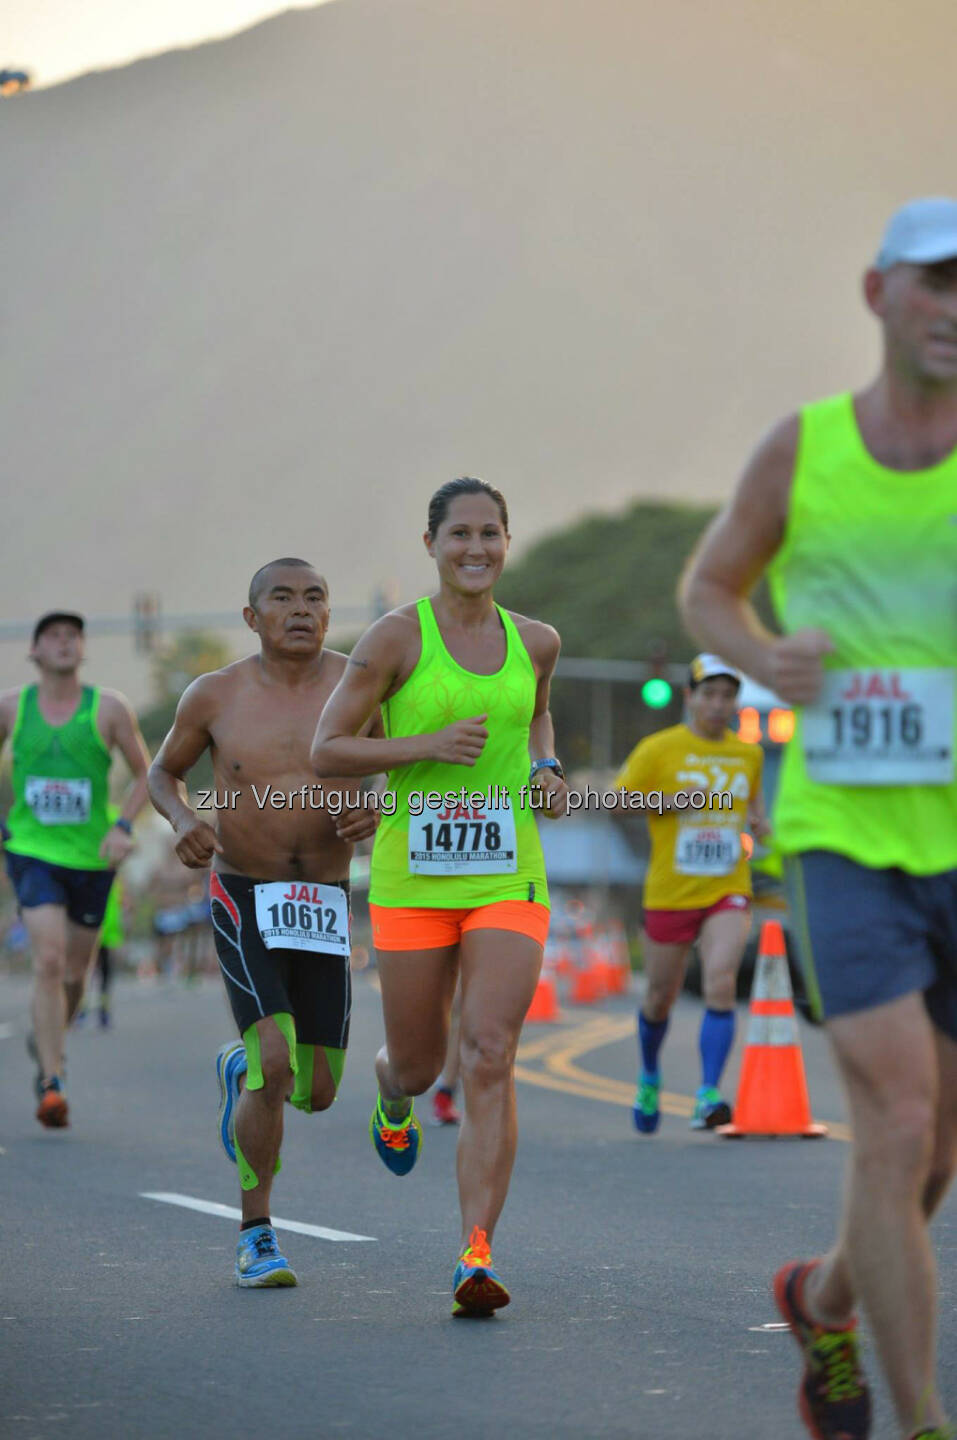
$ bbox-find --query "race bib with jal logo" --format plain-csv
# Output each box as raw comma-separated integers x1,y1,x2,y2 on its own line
25,776,92,825
674,824,740,876
254,881,350,956
408,803,518,875
802,668,954,786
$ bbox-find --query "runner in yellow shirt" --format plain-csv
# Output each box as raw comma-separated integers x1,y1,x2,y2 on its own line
615,654,768,1132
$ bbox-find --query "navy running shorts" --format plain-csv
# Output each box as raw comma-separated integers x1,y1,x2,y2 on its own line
5,851,115,929
784,850,957,1039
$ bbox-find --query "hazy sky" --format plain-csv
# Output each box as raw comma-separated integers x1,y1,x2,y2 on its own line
5,0,335,88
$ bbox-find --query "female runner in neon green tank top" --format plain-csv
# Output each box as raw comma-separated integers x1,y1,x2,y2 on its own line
313,477,568,1315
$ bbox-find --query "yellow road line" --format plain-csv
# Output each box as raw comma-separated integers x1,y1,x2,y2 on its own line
518,1010,852,1141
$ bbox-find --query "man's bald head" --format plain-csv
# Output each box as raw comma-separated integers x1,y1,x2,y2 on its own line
248,558,324,610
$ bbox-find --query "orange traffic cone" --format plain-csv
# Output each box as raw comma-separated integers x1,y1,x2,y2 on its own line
718,921,827,1139
525,973,560,1023
569,965,601,1005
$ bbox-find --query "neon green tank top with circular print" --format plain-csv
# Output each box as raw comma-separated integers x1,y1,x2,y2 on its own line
6,685,113,870
369,598,549,909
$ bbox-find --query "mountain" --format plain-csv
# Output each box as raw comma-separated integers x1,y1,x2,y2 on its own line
1,0,952,701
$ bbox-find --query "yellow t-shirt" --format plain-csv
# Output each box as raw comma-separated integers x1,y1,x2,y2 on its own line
615,723,763,910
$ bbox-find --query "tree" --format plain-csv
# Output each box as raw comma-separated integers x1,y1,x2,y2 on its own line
496,501,776,769
138,631,233,786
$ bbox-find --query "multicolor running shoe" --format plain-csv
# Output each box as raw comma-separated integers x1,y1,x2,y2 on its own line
36,1076,69,1129
452,1226,510,1317
369,1095,422,1176
215,1041,247,1163
690,1085,732,1131
908,1428,956,1439
773,1259,871,1439
632,1071,660,1134
234,1225,298,1288
431,1086,462,1126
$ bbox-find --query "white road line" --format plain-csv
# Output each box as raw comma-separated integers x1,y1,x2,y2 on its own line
140,1191,376,1242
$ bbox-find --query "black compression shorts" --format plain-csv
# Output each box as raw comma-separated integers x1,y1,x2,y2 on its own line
209,872,352,1050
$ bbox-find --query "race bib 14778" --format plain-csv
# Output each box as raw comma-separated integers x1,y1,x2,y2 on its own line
408,802,518,876
802,668,954,786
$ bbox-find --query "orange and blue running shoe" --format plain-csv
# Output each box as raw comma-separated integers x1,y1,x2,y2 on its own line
369,1095,422,1177
452,1226,510,1317
773,1259,871,1440
36,1076,69,1129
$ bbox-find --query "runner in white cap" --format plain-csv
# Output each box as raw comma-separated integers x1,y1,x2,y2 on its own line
614,653,769,1133
680,197,957,1440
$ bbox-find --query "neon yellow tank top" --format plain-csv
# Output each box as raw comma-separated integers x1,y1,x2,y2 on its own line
767,392,957,874
369,598,549,908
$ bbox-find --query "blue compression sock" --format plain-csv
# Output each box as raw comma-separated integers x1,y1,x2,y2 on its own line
699,1008,735,1090
638,1011,669,1079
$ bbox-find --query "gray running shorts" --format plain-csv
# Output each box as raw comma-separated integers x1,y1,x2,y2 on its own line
784,851,957,1038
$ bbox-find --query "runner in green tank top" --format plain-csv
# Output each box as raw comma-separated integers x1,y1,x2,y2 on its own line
0,611,150,1129
313,477,568,1316
680,198,957,1440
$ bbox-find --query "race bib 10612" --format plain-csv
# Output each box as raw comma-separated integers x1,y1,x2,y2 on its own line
408,803,518,875
674,824,740,876
254,881,350,956
25,776,92,825
802,668,954,786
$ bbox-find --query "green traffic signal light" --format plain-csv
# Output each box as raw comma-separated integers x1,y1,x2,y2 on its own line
641,676,673,709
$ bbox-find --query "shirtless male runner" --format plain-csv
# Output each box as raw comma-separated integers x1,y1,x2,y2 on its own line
680,198,957,1440
147,559,380,1287
0,611,150,1128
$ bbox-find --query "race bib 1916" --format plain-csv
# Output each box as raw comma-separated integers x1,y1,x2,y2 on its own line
802,668,954,786
674,823,740,876
408,803,518,875
25,776,92,825
254,881,350,956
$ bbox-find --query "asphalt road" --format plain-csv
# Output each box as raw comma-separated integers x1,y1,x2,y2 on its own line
2,969,955,1440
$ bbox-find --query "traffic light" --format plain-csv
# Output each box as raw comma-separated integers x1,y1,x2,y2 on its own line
641,676,673,709
641,638,673,709
737,706,762,744
133,592,161,653
768,707,795,744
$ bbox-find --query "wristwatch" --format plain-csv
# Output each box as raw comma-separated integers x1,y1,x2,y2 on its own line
113,818,133,835
529,758,565,783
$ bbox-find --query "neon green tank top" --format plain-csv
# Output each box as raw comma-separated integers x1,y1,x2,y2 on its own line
6,685,113,870
767,392,957,874
369,598,549,909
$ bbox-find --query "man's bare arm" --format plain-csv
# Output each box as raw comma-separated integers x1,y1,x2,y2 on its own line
97,691,152,865
678,415,834,704
147,676,224,867
0,690,18,751
99,691,151,821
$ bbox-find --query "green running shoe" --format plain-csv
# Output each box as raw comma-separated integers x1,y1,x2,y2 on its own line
690,1085,732,1130
632,1072,660,1134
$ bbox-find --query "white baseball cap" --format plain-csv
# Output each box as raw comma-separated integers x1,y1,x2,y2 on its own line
688,653,741,688
875,197,957,271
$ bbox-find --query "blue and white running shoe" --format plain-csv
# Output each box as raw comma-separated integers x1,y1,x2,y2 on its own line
234,1225,298,1288
216,1041,247,1163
